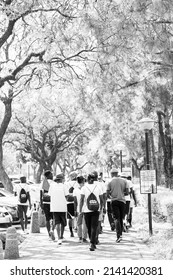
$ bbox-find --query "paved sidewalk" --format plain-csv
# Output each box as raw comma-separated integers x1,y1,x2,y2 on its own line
18,221,155,260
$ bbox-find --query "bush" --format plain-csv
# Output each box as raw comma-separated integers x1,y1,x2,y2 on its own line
166,203,173,225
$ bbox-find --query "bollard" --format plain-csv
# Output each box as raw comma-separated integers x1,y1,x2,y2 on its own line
30,211,40,233
0,239,4,260
4,227,19,259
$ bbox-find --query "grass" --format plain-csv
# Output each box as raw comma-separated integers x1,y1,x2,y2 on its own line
132,185,173,259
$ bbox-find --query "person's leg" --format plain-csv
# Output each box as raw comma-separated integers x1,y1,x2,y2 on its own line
90,211,99,250
127,207,133,227
82,214,88,241
107,201,114,230
84,212,91,240
17,205,24,231
67,203,74,237
43,204,51,236
77,213,83,241
53,213,62,243
123,201,130,232
68,218,74,237
56,224,61,239
119,201,126,236
60,212,67,239
111,200,121,240
23,206,28,230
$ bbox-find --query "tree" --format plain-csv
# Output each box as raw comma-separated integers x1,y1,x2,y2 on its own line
8,105,88,182
0,0,98,190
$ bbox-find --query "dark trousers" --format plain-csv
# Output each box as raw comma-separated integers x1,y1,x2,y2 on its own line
84,211,99,245
107,201,114,227
111,200,125,238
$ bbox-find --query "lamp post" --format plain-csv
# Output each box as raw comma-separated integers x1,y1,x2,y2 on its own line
138,117,155,236
116,143,125,173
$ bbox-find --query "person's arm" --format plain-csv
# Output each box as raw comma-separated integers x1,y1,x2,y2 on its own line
40,189,43,209
27,192,32,209
74,196,78,216
99,194,104,211
132,188,137,206
102,193,107,213
79,194,84,213
107,182,111,199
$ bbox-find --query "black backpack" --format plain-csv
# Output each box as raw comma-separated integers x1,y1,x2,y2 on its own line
19,187,28,203
87,185,99,211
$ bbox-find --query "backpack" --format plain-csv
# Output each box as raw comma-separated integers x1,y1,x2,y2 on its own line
19,187,28,203
86,185,99,211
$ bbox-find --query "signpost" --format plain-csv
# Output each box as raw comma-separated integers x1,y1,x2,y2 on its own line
140,170,157,194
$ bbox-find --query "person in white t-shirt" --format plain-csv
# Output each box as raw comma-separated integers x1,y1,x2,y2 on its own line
40,170,55,241
73,175,88,243
14,176,31,234
48,173,69,245
126,176,137,228
66,171,79,237
79,173,103,251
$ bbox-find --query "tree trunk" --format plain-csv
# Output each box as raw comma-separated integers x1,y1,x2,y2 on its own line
35,161,53,183
0,144,13,192
156,135,163,186
36,164,44,183
157,110,173,189
0,95,13,192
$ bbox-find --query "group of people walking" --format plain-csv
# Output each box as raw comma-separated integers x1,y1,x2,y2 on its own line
39,168,137,251
13,168,137,252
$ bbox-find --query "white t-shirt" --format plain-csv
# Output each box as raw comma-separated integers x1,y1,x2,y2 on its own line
73,186,82,212
97,181,107,195
48,180,68,212
14,183,30,206
81,183,102,213
125,180,131,202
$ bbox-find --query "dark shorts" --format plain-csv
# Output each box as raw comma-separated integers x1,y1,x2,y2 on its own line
17,204,28,219
67,203,74,218
53,212,67,227
43,203,53,221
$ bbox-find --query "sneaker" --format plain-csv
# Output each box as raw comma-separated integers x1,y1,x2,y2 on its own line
24,229,29,234
123,223,127,232
116,237,122,243
49,231,55,241
82,238,88,243
89,244,95,251
57,239,62,245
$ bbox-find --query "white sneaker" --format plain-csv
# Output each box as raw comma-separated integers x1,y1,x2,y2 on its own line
24,229,29,234
57,239,62,245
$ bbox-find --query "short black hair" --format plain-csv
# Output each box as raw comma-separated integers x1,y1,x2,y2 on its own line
92,171,98,181
44,170,53,179
87,173,95,183
77,176,85,184
20,176,26,183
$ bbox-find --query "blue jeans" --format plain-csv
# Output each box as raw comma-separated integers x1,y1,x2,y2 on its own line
111,200,125,238
84,211,99,245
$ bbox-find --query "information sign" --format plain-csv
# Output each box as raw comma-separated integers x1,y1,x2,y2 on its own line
140,170,157,194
